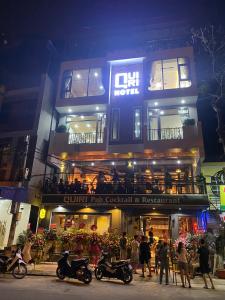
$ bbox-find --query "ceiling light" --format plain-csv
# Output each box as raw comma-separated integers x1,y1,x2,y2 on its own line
133,161,137,165
153,207,156,210
177,160,181,164
76,74,81,79
135,112,139,117
80,115,84,119
99,85,104,90
160,111,164,115
74,124,79,128
94,72,98,77
91,162,95,166
152,161,156,165
154,102,158,106
111,161,115,166
72,163,75,167
179,207,182,211
137,122,140,126
181,99,186,104
86,124,91,128
96,106,99,111
68,108,72,113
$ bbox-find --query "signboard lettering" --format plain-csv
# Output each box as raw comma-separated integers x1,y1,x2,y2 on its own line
114,71,140,96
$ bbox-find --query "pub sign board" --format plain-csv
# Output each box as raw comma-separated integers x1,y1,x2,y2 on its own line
42,194,209,207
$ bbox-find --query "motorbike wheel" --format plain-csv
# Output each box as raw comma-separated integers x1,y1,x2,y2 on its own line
56,267,66,280
83,270,92,284
12,264,27,279
122,271,133,284
95,267,103,280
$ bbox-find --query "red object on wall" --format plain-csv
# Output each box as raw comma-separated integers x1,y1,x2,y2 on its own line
79,223,85,229
91,224,97,231
50,224,57,229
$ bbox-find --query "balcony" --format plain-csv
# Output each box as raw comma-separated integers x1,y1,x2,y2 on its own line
144,123,204,153
68,132,104,144
148,127,183,141
49,130,107,156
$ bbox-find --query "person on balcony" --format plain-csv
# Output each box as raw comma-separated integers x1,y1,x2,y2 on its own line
58,178,65,194
164,171,172,194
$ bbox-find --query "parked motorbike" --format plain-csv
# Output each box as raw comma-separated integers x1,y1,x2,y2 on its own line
0,248,27,279
95,252,133,284
56,251,92,284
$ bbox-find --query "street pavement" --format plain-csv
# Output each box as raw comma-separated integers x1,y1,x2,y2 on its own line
0,271,225,300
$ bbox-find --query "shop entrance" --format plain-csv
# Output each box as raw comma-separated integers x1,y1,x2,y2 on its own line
140,215,170,243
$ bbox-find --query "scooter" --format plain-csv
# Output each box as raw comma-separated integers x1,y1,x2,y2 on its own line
0,248,27,279
95,252,133,284
56,251,92,284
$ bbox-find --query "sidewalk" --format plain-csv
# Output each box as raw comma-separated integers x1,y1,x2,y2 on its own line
27,262,225,291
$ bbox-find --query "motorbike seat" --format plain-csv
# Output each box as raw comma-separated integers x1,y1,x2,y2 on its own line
111,260,127,266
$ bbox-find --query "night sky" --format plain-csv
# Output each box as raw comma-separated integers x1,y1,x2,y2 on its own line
0,0,224,160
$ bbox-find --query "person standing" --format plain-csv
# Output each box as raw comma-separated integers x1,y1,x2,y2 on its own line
198,239,215,289
155,240,162,274
131,235,140,274
139,236,152,278
177,242,191,288
119,232,127,260
149,227,154,246
159,242,169,285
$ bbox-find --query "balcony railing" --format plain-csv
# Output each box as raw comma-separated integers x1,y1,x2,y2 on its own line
68,132,104,144
148,127,183,141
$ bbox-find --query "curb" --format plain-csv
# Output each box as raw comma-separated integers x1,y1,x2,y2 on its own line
27,273,57,277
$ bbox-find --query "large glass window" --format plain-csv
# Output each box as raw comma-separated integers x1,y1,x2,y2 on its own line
133,108,142,140
147,107,189,140
111,108,120,141
61,68,105,98
66,112,106,144
148,58,191,91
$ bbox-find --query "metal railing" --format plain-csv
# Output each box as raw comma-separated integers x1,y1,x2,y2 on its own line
148,127,183,141
68,132,104,144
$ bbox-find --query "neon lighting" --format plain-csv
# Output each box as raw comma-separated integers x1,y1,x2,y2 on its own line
114,71,140,96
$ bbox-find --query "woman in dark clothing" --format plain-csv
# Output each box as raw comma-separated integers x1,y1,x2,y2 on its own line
198,239,215,289
139,236,152,278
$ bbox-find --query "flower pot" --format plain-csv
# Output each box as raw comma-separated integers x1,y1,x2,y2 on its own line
217,269,225,279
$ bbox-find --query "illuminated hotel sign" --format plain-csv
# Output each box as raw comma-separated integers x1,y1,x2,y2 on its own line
114,71,140,96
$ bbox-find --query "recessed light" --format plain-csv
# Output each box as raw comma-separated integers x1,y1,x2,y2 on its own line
91,162,95,166
76,73,81,79
152,161,156,165
68,108,72,113
177,160,181,164
153,207,156,210
99,85,104,90
86,124,91,128
133,161,137,165
160,111,164,115
96,106,99,111
154,102,158,106
135,112,139,117
181,99,186,104
72,163,75,167
179,207,182,211
80,115,84,119
111,161,115,165
94,72,98,77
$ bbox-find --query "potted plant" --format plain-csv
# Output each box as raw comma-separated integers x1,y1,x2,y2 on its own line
183,118,196,126
56,124,67,133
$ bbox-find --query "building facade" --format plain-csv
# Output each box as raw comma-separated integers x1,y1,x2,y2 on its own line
0,74,54,248
41,46,208,240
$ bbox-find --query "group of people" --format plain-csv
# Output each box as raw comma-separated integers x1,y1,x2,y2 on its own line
119,230,216,289
43,169,206,195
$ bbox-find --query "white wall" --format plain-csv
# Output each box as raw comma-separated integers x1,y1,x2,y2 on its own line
30,74,55,190
0,200,12,249
13,203,31,245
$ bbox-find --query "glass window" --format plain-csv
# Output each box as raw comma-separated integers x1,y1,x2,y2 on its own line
111,108,120,141
148,57,192,91
147,108,187,140
133,108,142,139
66,113,106,144
61,68,105,99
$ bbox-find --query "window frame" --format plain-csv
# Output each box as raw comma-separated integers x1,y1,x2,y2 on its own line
148,57,192,91
110,108,120,141
133,107,142,140
61,67,105,99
